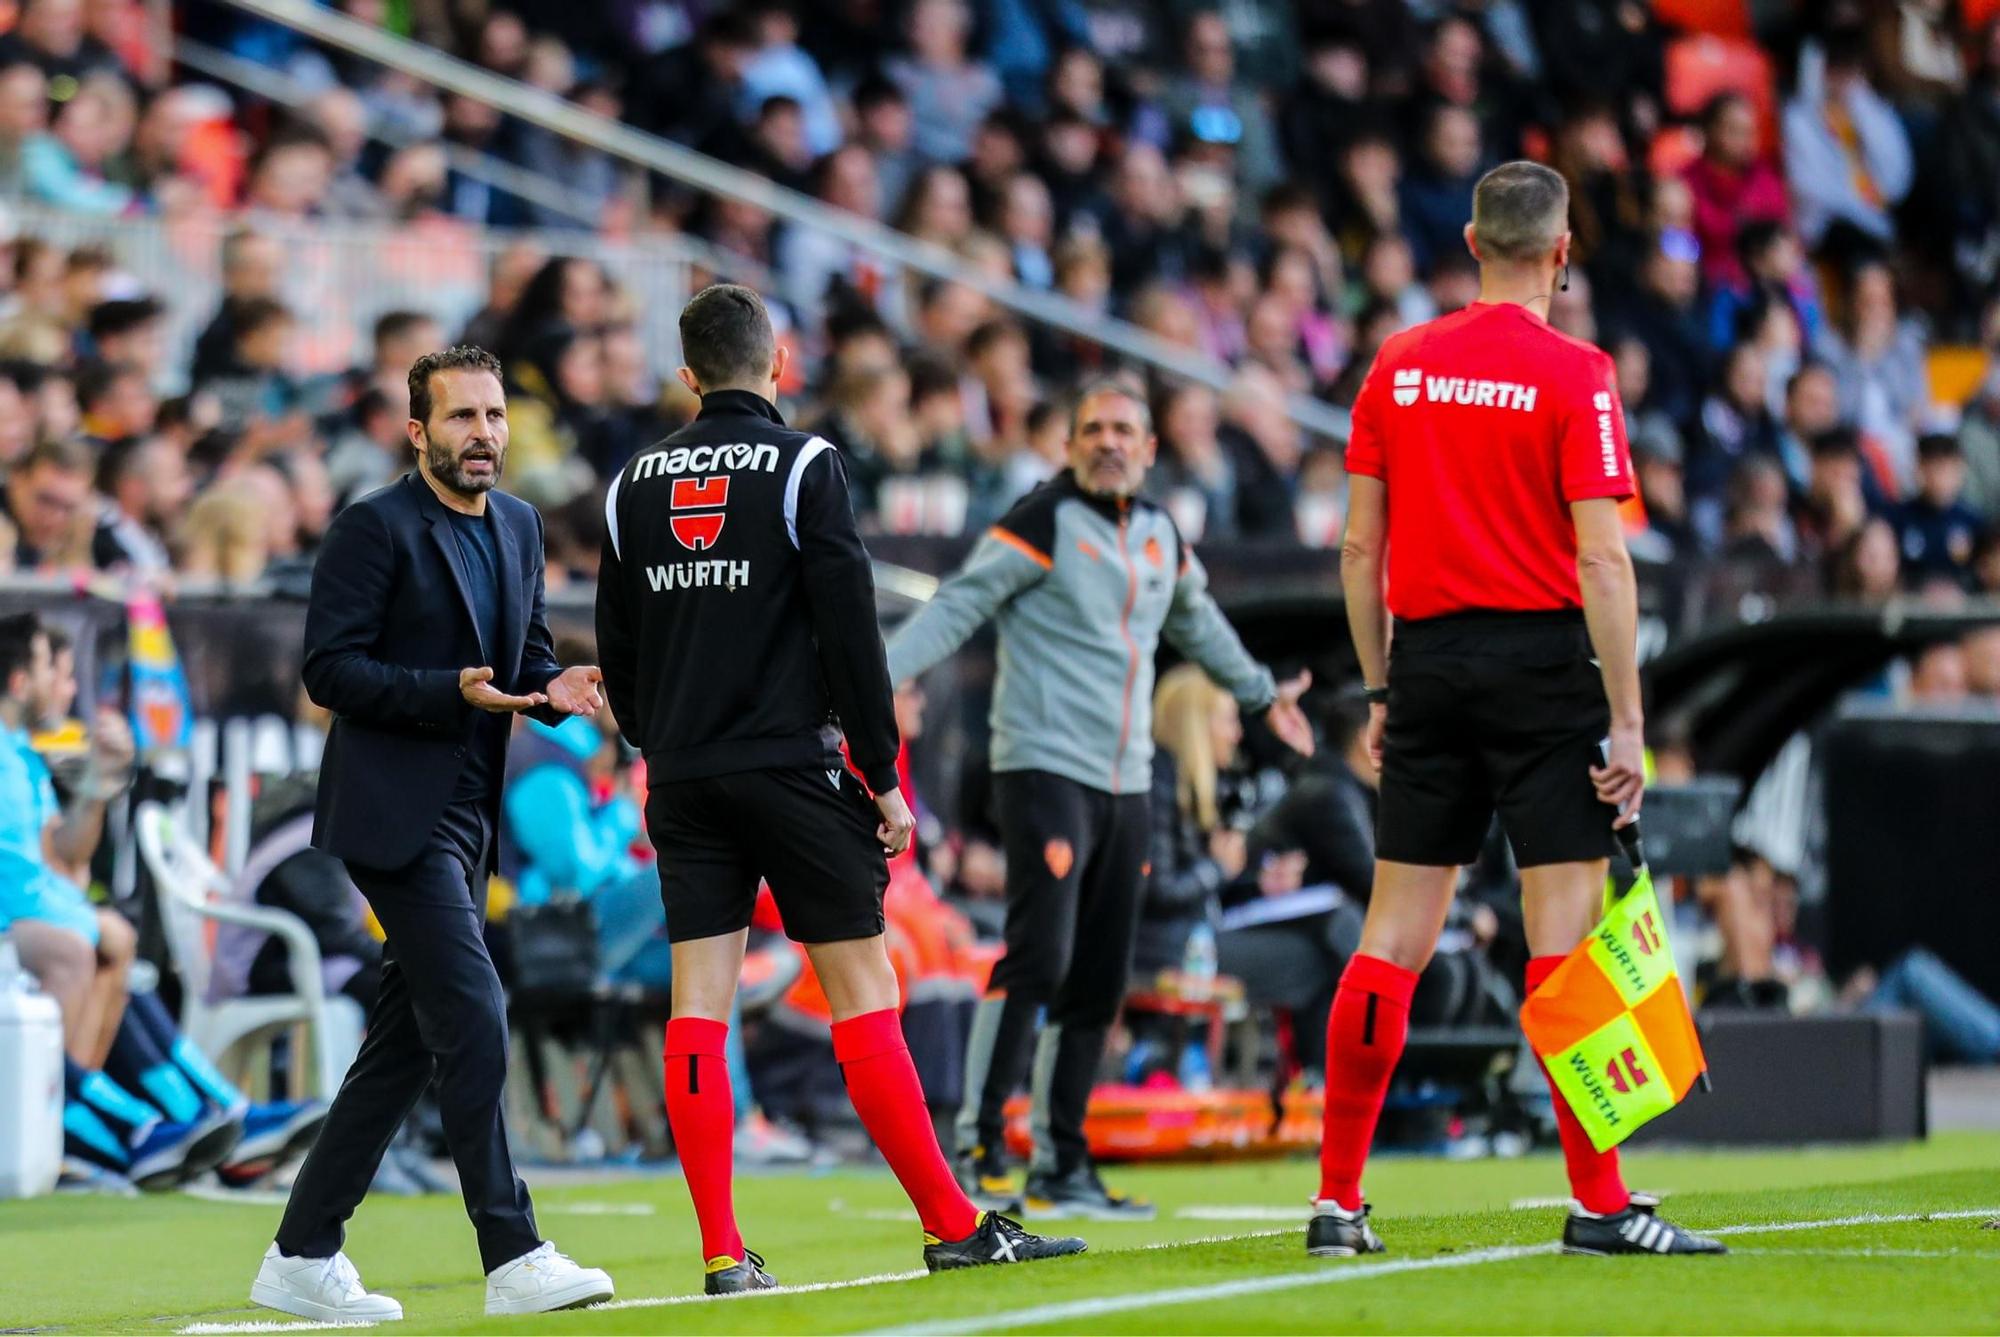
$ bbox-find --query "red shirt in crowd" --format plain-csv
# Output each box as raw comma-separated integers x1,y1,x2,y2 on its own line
1681,155,1791,289
1345,301,1634,621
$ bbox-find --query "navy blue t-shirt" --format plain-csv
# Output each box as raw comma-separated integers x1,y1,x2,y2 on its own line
447,507,507,801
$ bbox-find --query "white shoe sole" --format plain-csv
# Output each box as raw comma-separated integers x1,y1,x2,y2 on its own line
249,1278,404,1323
484,1275,615,1316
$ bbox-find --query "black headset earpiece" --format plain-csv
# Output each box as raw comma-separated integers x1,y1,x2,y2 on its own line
1559,261,1570,293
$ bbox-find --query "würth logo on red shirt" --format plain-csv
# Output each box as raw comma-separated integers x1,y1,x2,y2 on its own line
1392,368,1422,406
670,475,729,550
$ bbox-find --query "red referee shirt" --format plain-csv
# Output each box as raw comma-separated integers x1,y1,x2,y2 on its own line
1345,302,1634,621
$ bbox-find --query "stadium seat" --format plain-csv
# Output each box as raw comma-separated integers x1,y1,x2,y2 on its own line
133,800,362,1101
1666,34,1778,152
1654,0,1752,38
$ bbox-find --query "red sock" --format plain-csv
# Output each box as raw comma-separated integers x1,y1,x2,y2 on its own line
663,1017,744,1264
1318,954,1418,1210
1526,955,1631,1215
832,1009,980,1241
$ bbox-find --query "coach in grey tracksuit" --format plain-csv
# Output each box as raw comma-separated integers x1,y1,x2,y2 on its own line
887,381,1312,1214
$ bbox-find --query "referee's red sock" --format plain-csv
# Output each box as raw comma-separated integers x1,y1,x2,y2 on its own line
832,1008,980,1242
662,1017,745,1265
1317,953,1418,1211
1526,955,1631,1216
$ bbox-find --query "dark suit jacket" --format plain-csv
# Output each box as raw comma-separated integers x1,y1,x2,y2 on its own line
304,473,563,873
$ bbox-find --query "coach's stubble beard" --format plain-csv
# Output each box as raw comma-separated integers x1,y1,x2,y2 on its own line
425,433,505,497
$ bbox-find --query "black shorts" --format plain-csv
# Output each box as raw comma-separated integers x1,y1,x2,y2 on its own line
644,766,889,945
1377,609,1616,869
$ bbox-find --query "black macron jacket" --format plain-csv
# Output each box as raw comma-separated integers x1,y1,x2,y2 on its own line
594,389,901,794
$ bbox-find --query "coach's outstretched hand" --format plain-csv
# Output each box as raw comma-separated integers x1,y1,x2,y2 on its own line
460,666,547,713
1266,670,1316,757
545,665,605,717
874,786,916,855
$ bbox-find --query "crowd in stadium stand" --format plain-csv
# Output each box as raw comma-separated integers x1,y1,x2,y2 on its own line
0,0,1987,598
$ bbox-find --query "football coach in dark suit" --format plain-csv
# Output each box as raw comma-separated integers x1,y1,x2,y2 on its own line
251,347,614,1322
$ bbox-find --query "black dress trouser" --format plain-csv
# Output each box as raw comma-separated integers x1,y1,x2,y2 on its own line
275,799,539,1274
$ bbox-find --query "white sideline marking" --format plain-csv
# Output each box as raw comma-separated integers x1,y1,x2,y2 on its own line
865,1205,2000,1335
179,1323,376,1334
544,1202,657,1217
180,1184,293,1208
587,1269,929,1312
1174,1205,1308,1222
1508,1195,1574,1210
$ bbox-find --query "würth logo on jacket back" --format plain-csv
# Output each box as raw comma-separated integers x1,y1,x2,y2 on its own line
670,476,729,550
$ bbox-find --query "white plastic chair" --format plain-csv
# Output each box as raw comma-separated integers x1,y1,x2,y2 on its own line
133,800,358,1099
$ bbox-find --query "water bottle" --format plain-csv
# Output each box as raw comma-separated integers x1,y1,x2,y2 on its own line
1181,921,1218,1004
0,939,65,1199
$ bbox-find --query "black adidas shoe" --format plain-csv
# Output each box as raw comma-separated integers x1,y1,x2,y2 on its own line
924,1212,1088,1272
1306,1200,1386,1257
1023,1163,1156,1220
1563,1204,1727,1256
704,1249,778,1294
956,1143,1024,1213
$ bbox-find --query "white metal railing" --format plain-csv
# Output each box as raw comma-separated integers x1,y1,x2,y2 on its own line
216,0,1351,443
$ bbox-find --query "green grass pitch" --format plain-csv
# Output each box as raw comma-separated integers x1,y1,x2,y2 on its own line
4,1132,1996,1333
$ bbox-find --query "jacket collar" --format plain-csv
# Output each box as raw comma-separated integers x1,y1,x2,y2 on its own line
695,389,786,425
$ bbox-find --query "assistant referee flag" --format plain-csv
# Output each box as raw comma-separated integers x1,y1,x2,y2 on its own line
1519,846,1707,1151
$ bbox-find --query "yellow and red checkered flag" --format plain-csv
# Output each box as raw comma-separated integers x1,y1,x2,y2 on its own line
1519,826,1707,1151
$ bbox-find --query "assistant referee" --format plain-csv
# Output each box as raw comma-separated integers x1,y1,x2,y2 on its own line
1306,162,1725,1261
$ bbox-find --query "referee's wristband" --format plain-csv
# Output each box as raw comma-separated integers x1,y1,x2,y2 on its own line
1362,685,1389,706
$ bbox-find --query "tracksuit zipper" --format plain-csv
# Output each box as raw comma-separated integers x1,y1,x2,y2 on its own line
1111,506,1140,792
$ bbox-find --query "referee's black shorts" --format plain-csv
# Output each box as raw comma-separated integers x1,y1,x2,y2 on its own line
1377,609,1616,870
645,766,889,944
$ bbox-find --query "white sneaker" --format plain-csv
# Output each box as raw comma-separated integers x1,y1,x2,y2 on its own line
484,1240,614,1316
249,1243,404,1322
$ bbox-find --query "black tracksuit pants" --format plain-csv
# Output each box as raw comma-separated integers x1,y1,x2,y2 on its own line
276,799,539,1274
959,770,1149,1175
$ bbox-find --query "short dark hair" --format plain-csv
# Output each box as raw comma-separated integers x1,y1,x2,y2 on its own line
232,296,292,340
408,345,504,425
88,297,162,343
372,309,432,351
1069,376,1153,437
966,318,1026,361
1918,432,1962,462
75,358,141,414
20,436,93,477
0,612,43,690
906,352,959,404
852,72,905,112
1809,426,1861,461
678,285,776,390
1471,160,1569,263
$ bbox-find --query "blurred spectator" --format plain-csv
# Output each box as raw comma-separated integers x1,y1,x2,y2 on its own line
1831,515,1903,601
1719,455,1797,563
1783,30,1913,254
852,74,920,216
1398,103,1483,275
1148,379,1236,542
1815,260,1929,487
1795,427,1872,563
1690,342,1782,547
1963,625,2000,699
177,475,269,584
1281,32,1378,222
1957,358,2000,517
85,296,164,384
0,0,125,86
302,88,384,220
3,437,92,568
91,433,187,572
1892,434,1987,591
739,0,842,160
1683,93,1790,292
885,0,1004,166
1907,639,1968,702
1613,229,1709,434
633,12,753,160
1159,11,1283,202
23,74,134,215
190,228,282,388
